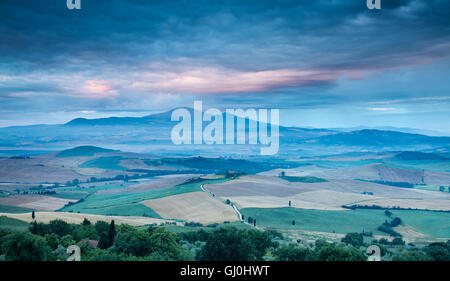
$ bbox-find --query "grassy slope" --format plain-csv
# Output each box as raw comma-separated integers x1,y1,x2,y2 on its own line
0,216,30,231
48,192,89,200
59,178,228,218
79,156,127,170
0,204,34,213
382,158,450,172
56,146,115,157
241,208,450,238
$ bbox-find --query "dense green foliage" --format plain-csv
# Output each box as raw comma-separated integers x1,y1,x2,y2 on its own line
1,218,449,261
341,232,364,248
197,227,272,261
280,175,328,183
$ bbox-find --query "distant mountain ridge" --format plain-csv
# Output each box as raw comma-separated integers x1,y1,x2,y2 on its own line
334,126,449,137
56,146,118,157
0,110,449,156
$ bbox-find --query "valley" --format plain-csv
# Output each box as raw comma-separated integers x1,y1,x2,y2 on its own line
0,142,449,246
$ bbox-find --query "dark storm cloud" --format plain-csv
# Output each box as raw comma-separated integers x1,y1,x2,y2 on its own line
0,0,449,112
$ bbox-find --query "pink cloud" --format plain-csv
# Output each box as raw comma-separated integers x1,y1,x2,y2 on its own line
127,66,354,94
82,79,117,98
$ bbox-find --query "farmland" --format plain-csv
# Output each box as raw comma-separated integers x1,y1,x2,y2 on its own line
0,216,30,231
141,191,238,224
241,208,450,239
0,212,176,226
59,178,229,219
0,195,76,211
0,147,449,245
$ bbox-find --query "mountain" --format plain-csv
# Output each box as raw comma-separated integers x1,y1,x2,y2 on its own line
303,129,450,148
0,110,449,156
333,126,450,137
56,146,118,157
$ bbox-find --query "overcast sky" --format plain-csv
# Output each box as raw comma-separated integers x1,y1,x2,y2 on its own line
0,0,449,133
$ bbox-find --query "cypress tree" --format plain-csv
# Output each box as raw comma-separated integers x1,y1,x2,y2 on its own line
108,220,116,246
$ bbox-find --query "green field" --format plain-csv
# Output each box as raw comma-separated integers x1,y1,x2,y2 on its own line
0,204,33,213
59,178,228,217
0,216,30,231
241,208,450,238
301,159,381,169
56,183,129,194
79,156,127,170
413,185,448,192
382,159,450,172
49,192,89,200
280,175,327,183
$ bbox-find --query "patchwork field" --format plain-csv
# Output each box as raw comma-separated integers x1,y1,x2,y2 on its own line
262,160,450,185
0,148,448,244
225,190,380,210
141,191,238,224
96,174,197,194
241,208,450,240
59,178,228,219
344,198,450,211
0,195,76,211
0,204,33,213
0,212,177,226
206,175,450,212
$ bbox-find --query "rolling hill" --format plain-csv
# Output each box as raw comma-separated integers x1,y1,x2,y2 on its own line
0,110,449,156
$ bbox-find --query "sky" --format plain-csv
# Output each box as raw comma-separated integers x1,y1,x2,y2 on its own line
0,0,450,133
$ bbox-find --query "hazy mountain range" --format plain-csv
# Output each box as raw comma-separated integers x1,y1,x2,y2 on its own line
0,109,449,157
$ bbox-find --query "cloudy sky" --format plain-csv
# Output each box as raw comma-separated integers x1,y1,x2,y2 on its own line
0,0,449,133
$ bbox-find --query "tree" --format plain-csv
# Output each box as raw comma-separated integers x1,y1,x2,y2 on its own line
384,210,392,217
114,228,152,257
95,221,111,249
197,227,271,261
49,219,73,237
109,220,116,245
72,178,80,186
274,245,314,261
32,210,35,220
289,200,291,207
1,231,52,261
44,233,60,250
424,242,450,261
390,217,402,227
391,237,405,246
148,228,187,260
60,235,76,248
292,220,295,226
74,224,98,241
315,244,366,261
341,233,364,248
440,186,445,192
82,218,91,226
392,250,432,261
31,221,38,234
